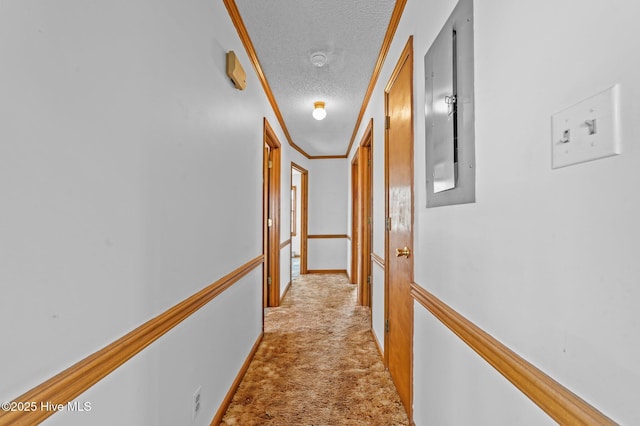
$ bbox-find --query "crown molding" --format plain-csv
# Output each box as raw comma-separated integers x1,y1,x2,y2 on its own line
345,0,408,158
225,0,407,161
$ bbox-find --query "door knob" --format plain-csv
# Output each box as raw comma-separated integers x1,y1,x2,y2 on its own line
395,246,411,258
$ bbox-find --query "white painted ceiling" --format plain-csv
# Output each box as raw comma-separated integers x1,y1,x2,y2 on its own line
234,0,396,157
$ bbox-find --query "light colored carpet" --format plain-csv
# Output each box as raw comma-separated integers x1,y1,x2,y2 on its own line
220,273,409,425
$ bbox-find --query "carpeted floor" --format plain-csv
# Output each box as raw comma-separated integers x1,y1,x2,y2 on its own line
220,273,409,426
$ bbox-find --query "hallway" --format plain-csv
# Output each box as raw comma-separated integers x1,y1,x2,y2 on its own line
1,1,639,424
220,274,408,425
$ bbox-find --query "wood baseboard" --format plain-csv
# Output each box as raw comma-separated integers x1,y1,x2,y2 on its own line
211,332,264,425
411,283,616,425
307,269,348,275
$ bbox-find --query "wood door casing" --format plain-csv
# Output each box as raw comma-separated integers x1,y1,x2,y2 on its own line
351,119,374,306
263,143,270,309
359,120,373,307
264,119,281,308
384,36,414,420
291,162,309,275
350,155,359,285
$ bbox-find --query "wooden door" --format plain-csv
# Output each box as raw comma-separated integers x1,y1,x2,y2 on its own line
263,119,281,308
384,37,414,419
359,121,373,307
263,143,270,308
351,120,374,307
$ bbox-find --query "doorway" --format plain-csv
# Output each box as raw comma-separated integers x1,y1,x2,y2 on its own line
263,119,281,308
351,119,373,307
384,37,414,419
350,154,359,286
290,162,308,279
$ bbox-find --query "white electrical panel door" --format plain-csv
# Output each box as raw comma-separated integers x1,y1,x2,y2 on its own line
426,26,456,193
551,85,621,169
424,0,475,208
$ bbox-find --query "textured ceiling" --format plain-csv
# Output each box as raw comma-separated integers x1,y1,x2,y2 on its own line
234,0,396,157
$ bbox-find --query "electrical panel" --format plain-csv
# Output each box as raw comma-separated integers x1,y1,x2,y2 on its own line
425,0,475,207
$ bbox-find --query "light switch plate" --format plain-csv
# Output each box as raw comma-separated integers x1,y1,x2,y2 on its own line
551,85,621,169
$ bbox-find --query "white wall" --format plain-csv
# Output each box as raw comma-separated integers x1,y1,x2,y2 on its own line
371,262,385,352
413,304,554,425
307,239,347,271
352,0,640,424
308,159,349,270
280,244,291,298
279,142,291,296
0,0,291,424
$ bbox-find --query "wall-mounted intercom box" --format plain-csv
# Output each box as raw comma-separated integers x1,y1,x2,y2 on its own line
226,51,247,90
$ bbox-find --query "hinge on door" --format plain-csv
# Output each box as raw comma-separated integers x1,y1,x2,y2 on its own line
385,116,391,129
267,218,273,227
268,160,273,169
367,275,371,284
368,216,372,225
267,277,272,285
385,217,391,231
385,319,390,333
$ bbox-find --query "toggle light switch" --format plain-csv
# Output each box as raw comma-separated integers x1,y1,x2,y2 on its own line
551,85,621,169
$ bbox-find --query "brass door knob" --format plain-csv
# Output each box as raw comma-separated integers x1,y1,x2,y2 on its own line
395,246,411,258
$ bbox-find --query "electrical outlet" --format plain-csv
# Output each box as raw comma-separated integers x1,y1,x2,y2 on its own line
192,386,202,422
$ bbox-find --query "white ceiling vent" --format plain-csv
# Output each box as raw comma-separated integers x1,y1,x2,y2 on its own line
310,52,328,67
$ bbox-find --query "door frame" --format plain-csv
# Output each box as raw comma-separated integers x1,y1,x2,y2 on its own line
291,162,308,275
264,118,281,308
359,119,373,307
384,36,414,419
351,119,374,306
350,152,360,285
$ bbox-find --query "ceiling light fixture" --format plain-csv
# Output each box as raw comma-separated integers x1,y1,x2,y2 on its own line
310,52,328,67
312,101,326,120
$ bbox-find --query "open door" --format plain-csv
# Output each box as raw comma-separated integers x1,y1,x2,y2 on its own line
291,162,308,276
263,119,281,308
351,119,373,307
384,37,414,420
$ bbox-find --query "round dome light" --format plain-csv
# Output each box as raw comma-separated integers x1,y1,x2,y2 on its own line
312,101,326,120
